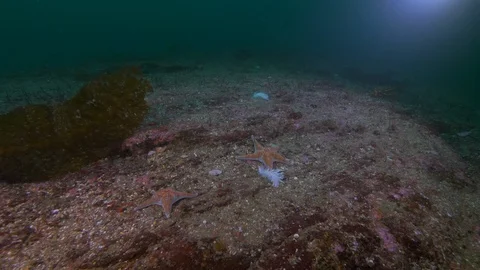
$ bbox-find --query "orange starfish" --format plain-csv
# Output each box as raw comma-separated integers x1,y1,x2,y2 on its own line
237,135,287,169
135,188,197,218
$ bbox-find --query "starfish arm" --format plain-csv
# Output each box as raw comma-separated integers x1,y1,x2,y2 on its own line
163,194,197,218
237,155,269,168
252,136,265,151
161,199,173,218
174,191,198,198
134,198,160,211
263,155,275,169
171,193,198,205
271,152,287,163
236,153,262,161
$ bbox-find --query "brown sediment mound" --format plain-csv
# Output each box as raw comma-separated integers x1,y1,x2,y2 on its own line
0,67,152,183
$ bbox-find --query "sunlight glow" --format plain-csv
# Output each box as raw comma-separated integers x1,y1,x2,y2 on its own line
403,0,454,14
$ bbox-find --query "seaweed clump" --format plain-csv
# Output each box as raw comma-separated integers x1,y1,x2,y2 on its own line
0,67,152,183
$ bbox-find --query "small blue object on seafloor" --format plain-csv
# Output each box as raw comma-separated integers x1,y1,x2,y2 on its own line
252,92,269,101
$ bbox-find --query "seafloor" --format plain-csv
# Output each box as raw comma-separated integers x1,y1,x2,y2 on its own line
1,61,479,269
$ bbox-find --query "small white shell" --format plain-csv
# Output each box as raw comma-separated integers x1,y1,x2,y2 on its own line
252,92,269,100
208,169,222,176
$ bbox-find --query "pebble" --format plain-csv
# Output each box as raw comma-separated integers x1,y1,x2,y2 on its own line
209,169,222,176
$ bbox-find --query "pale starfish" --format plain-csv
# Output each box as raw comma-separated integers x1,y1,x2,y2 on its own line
237,135,287,169
135,188,197,218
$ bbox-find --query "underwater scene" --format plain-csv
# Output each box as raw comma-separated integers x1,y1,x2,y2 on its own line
0,1,479,269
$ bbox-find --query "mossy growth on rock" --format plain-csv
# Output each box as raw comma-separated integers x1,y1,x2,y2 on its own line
0,67,152,183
